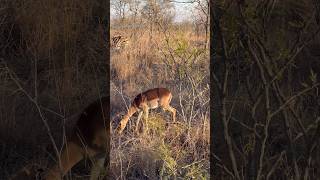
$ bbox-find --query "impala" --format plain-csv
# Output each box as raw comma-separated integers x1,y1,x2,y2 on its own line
44,97,109,180
116,88,176,134
111,35,129,50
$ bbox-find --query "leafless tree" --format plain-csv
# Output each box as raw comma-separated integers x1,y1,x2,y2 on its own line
111,0,129,22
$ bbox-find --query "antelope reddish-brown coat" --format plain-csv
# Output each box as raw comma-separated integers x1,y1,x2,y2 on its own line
116,88,176,134
44,97,109,180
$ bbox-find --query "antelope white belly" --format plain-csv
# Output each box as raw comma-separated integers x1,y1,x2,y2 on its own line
148,99,159,109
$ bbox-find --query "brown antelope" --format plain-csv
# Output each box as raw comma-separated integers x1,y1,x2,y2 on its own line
111,35,130,50
116,88,176,134
44,97,109,180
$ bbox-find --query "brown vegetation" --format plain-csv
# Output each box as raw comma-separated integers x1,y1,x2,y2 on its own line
1,0,209,179
1,0,108,179
212,1,320,179
110,0,210,179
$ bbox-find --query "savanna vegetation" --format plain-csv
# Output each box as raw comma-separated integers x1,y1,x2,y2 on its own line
212,0,320,179
0,0,108,179
110,0,210,179
0,0,210,179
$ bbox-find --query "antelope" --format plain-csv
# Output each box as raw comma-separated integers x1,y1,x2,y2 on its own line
44,97,109,180
111,35,130,51
116,88,176,134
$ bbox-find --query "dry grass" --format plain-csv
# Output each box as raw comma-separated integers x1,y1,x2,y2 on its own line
0,0,209,178
1,0,107,178
110,22,210,179
110,115,209,179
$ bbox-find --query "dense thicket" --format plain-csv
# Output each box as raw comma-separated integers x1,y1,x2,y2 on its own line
212,0,320,179
0,0,108,178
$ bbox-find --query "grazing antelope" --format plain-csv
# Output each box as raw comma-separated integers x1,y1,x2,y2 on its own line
111,35,129,50
44,97,109,180
116,88,176,134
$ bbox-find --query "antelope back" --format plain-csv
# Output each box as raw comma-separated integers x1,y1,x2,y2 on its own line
132,88,172,108
70,96,110,152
